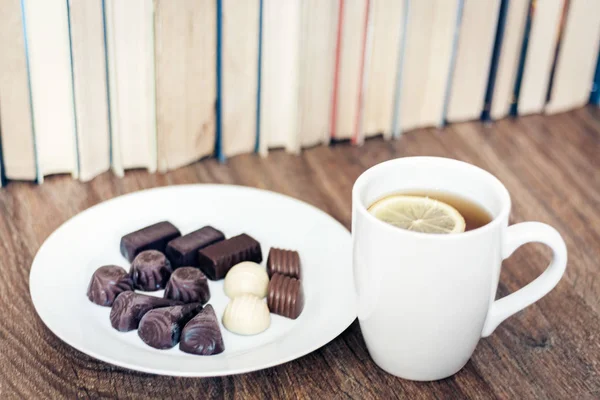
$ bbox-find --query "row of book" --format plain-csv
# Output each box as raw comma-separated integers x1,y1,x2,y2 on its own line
0,0,599,186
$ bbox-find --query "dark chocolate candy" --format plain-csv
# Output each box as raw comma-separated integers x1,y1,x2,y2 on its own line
267,273,304,319
109,291,182,332
86,265,133,307
138,303,203,349
180,304,225,355
197,233,262,280
164,267,210,304
130,250,172,291
120,221,181,262
165,226,225,268
266,248,301,279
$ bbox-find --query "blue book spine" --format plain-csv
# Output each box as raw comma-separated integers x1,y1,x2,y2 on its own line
0,118,4,186
590,51,600,105
215,0,224,162
481,0,509,122
509,0,534,117
254,0,263,153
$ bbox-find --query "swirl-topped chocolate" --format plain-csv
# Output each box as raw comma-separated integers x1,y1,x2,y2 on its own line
86,265,133,306
138,303,202,349
266,248,301,279
180,305,225,355
110,291,183,332
130,250,173,291
164,267,210,304
267,273,305,320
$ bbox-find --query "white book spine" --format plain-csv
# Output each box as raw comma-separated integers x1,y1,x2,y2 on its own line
22,0,78,182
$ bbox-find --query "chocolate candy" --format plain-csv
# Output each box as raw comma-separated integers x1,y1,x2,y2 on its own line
266,248,301,279
180,305,225,355
138,303,203,349
165,226,225,268
86,265,133,307
130,250,173,291
109,291,182,332
164,267,211,304
120,221,181,262
267,273,304,319
223,261,269,299
197,233,262,280
222,294,271,335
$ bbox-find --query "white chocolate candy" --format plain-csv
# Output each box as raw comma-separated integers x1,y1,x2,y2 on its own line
222,294,270,335
223,261,269,299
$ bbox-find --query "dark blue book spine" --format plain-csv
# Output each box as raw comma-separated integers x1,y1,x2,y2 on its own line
254,0,263,153
590,51,600,105
481,0,509,122
215,0,224,162
0,113,5,186
509,0,534,117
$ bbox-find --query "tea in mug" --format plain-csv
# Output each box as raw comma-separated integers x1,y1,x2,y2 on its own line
367,189,493,233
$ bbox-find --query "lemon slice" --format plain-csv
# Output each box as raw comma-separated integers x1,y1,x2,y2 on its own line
368,195,466,234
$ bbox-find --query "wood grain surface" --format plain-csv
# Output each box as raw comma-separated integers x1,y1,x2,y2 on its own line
0,108,599,399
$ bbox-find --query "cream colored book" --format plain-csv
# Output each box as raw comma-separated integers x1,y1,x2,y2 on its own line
545,0,600,114
105,0,157,175
490,0,530,120
517,0,564,116
363,0,404,140
69,0,110,182
258,0,301,156
0,0,36,180
398,0,459,134
155,0,216,171
446,0,501,122
22,0,78,181
221,0,259,159
297,0,339,148
333,0,368,140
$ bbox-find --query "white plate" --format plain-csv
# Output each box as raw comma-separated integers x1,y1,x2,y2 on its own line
29,184,356,377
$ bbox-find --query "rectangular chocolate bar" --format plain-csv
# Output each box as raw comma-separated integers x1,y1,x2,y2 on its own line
120,221,181,262
165,226,225,268
197,233,262,280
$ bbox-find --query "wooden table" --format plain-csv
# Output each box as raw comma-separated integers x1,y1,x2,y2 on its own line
1,107,599,399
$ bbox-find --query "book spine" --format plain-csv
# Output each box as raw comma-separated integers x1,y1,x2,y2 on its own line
65,0,82,179
330,0,344,140
510,0,534,117
590,51,600,105
0,129,4,187
352,0,372,146
101,0,115,176
391,0,409,139
215,0,224,162
440,0,465,127
20,0,41,183
481,0,510,122
544,0,571,106
254,0,263,154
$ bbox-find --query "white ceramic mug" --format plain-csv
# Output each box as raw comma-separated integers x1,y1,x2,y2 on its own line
351,156,567,381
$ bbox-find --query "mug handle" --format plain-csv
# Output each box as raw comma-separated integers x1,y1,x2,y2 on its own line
481,222,567,337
